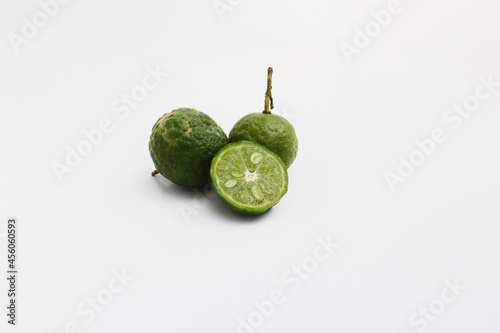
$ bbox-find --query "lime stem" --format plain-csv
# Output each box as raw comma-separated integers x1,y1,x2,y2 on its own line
263,67,274,114
152,170,159,176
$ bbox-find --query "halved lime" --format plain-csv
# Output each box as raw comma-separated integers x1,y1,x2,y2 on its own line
210,141,288,215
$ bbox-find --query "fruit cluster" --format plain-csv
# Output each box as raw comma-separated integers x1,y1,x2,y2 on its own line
149,68,298,215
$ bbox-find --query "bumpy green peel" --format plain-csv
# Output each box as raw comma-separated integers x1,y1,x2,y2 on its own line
149,108,228,186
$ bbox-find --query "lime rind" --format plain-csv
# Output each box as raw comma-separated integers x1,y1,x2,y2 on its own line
149,108,228,186
210,141,288,215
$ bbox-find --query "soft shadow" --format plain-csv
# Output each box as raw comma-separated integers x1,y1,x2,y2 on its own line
209,191,273,223
150,173,195,200
151,174,272,223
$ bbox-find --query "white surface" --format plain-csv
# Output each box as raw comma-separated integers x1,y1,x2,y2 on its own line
1,0,500,332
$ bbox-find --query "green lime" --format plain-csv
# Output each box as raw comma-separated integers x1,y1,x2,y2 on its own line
210,141,288,215
149,107,228,187
229,68,298,168
229,113,298,168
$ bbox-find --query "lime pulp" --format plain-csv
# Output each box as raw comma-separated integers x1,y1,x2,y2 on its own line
210,141,288,215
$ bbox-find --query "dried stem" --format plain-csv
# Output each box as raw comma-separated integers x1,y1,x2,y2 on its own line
263,67,274,114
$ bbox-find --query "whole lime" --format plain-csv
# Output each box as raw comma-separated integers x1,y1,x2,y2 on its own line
228,68,298,168
229,113,298,168
149,108,228,186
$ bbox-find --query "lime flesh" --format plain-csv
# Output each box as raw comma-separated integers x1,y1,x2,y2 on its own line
210,141,288,215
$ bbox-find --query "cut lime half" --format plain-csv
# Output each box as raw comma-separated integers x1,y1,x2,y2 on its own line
210,141,288,215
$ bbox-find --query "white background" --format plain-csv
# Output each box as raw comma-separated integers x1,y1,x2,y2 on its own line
1,0,500,332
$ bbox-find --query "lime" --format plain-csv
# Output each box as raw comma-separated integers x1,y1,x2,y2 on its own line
149,107,228,187
210,141,288,215
229,68,298,168
229,113,298,168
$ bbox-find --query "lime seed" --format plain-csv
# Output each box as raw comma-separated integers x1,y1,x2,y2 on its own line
231,170,244,178
224,179,238,188
251,184,264,201
251,153,263,164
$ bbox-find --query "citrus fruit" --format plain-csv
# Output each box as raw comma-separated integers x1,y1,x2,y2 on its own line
210,141,288,215
228,68,298,168
149,107,228,187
